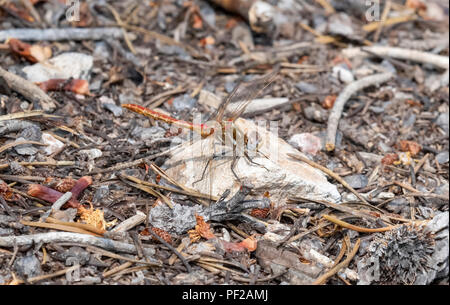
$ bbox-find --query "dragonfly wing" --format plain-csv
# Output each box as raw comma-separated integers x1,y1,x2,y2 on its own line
213,79,244,122
228,70,278,122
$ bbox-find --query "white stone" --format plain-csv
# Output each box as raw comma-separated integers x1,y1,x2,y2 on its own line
23,52,93,82
332,65,355,83
163,118,341,207
41,133,64,155
79,148,102,160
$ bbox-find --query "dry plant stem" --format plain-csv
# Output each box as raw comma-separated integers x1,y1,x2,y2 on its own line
288,153,373,207
120,173,218,201
88,145,180,174
325,72,394,151
20,219,102,236
313,238,361,285
0,140,46,154
363,14,416,32
103,261,133,278
0,110,43,121
0,27,123,41
373,0,391,42
0,160,74,170
322,214,395,233
45,217,105,236
0,174,46,183
120,178,173,209
0,232,155,256
110,211,146,233
14,265,79,284
0,66,56,111
39,191,72,222
146,227,192,273
345,46,449,70
86,246,159,266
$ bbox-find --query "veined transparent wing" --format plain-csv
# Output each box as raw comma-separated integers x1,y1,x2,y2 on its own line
227,70,278,122
213,69,278,122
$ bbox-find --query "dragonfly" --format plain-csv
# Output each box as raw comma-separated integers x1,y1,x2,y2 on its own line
122,70,278,185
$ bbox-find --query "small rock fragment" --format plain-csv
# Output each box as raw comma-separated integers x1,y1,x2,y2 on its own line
295,81,318,94
288,133,322,155
79,148,102,160
343,174,368,189
332,65,355,83
14,254,42,278
41,132,64,155
23,52,93,82
436,151,449,164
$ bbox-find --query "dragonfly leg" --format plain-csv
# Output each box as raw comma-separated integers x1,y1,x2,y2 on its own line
193,158,211,185
230,153,242,184
244,151,269,172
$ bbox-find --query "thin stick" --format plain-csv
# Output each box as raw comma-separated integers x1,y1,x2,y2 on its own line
45,217,106,236
0,232,156,256
0,110,46,121
0,140,46,154
325,72,394,151
16,265,80,284
0,66,56,111
20,220,102,237
120,173,218,201
0,160,74,170
88,146,180,174
344,46,449,70
146,226,192,273
373,0,391,42
313,238,360,285
0,27,123,41
322,214,395,233
39,192,72,222
85,246,160,266
103,261,133,278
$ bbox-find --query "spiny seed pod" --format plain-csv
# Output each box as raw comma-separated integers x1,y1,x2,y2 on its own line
357,223,435,285
250,208,270,218
54,178,77,193
141,227,173,245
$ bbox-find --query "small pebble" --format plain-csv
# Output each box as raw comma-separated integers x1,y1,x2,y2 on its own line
295,81,318,94
332,65,354,83
41,132,64,155
79,148,102,160
103,103,123,117
343,174,368,189
14,254,42,278
288,133,322,155
172,93,197,111
436,150,448,164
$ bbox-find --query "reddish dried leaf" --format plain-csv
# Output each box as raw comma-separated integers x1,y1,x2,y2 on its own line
0,180,20,201
188,214,215,242
37,79,90,95
381,153,399,165
322,95,337,109
398,140,422,156
221,235,257,253
141,227,173,244
1,3,34,22
406,0,427,10
7,39,50,63
192,13,203,29
199,36,215,47
405,99,422,108
225,18,238,29
297,56,309,64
